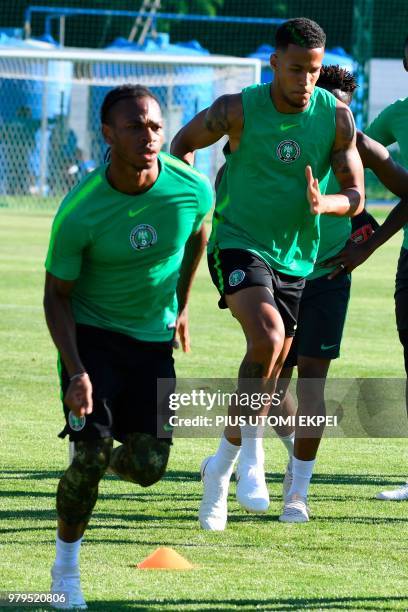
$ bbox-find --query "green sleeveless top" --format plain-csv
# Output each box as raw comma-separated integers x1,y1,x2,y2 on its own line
208,83,337,277
365,98,408,250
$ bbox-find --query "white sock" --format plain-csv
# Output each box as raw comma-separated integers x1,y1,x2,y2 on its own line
210,435,241,477
54,535,82,570
240,424,265,467
279,432,295,461
288,457,316,500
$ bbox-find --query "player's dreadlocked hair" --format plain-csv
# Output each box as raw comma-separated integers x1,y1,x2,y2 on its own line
317,65,357,94
101,84,161,163
101,84,160,125
275,18,326,50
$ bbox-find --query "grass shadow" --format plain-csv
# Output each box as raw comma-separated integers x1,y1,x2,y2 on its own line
82,595,408,611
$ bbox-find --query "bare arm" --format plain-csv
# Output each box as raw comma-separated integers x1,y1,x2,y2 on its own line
357,131,408,197
43,272,92,416
177,225,207,314
306,103,364,217
174,225,208,352
359,197,408,253
327,103,365,216
322,198,408,278
170,93,243,165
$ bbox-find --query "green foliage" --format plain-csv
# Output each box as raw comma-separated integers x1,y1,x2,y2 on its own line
162,0,225,16
1,1,407,59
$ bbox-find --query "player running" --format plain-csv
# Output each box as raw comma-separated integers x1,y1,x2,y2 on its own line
171,18,364,530
276,66,408,521
44,84,213,608
329,35,408,502
204,65,408,525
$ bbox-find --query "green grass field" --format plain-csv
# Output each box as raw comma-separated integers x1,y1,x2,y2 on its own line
1,208,408,611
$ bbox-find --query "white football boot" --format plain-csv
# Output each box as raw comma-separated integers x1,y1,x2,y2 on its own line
279,493,309,523
376,482,408,501
235,462,270,513
51,565,87,610
198,456,231,531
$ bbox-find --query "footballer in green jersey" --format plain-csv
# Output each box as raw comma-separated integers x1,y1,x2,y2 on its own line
211,64,408,523
171,18,364,530
327,36,408,503
44,84,213,607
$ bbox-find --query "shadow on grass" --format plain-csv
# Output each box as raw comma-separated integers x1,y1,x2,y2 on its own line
0,489,202,507
0,509,56,522
0,490,54,498
0,509,180,523
165,470,406,487
163,470,199,482
266,472,406,487
301,495,374,502
82,595,408,611
1,470,63,480
316,515,408,524
1,469,404,489
82,537,259,548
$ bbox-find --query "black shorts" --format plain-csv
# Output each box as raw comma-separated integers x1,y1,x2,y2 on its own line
285,272,351,367
207,248,305,337
395,247,408,332
58,324,175,442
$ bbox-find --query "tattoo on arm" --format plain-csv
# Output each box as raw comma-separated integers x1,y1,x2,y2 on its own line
331,105,357,178
204,95,230,134
329,104,364,213
338,105,356,143
331,148,352,177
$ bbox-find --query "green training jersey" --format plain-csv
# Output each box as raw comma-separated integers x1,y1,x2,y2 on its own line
308,171,351,280
45,152,213,342
208,83,337,277
365,97,408,249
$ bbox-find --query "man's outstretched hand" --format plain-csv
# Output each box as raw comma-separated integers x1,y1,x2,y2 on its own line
321,240,373,279
306,165,326,215
174,307,191,353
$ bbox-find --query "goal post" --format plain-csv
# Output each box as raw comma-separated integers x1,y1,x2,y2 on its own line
0,46,261,210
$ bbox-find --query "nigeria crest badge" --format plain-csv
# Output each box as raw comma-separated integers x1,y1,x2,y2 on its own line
276,139,301,163
229,269,246,287
68,410,86,432
130,224,158,250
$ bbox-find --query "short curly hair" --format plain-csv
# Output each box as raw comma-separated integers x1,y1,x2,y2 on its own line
101,84,160,125
317,65,358,94
275,18,326,50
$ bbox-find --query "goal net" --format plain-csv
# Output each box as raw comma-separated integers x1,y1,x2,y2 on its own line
0,45,260,210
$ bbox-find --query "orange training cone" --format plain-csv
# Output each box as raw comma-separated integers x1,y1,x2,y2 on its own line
137,547,194,570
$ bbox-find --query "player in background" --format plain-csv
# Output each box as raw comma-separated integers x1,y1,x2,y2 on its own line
275,66,408,521
329,35,408,501
171,18,364,531
44,85,213,608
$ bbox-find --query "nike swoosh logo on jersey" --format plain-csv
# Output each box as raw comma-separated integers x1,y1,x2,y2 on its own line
280,123,299,131
128,204,149,218
320,343,337,351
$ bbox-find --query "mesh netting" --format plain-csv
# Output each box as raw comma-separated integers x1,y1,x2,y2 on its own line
0,51,258,209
